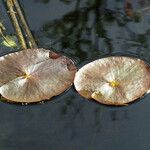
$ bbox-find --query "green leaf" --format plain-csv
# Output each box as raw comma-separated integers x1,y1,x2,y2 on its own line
2,35,17,48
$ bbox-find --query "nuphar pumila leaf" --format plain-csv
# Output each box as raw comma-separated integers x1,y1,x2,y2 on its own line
74,56,150,105
0,49,77,103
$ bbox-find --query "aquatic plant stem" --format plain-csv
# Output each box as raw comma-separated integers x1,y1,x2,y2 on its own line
6,0,27,49
12,0,38,48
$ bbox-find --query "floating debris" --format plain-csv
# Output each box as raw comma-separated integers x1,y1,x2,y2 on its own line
74,56,150,105
0,48,77,103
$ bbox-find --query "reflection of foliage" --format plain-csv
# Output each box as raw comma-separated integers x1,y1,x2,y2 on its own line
42,0,114,61
125,0,143,22
35,0,50,3
110,110,129,121
60,0,75,5
125,0,134,17
40,0,150,62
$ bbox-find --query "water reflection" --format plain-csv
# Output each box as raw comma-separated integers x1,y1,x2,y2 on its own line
35,0,50,3
36,0,150,64
0,0,150,149
110,110,129,121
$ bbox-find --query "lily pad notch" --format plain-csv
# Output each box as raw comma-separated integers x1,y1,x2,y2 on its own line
74,56,150,105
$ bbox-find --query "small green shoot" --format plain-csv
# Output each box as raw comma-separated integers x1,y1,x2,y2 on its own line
0,22,18,48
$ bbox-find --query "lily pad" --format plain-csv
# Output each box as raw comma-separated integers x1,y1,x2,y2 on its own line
0,48,77,103
74,56,150,105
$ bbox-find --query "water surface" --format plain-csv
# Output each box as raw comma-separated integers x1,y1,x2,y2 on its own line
0,0,150,150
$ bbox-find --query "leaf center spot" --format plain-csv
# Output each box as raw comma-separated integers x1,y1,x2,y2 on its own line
109,81,119,87
24,73,31,79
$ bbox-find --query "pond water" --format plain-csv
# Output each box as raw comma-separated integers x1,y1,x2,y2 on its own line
0,0,150,150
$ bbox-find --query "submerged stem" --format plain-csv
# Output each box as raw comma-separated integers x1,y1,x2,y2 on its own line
6,0,27,49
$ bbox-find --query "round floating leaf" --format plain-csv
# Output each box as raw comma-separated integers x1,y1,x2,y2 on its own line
74,56,150,105
0,49,77,103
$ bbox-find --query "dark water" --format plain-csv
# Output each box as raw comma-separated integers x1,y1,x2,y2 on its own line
0,0,150,150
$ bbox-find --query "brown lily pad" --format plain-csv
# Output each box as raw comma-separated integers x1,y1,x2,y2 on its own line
74,56,150,105
0,48,77,103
